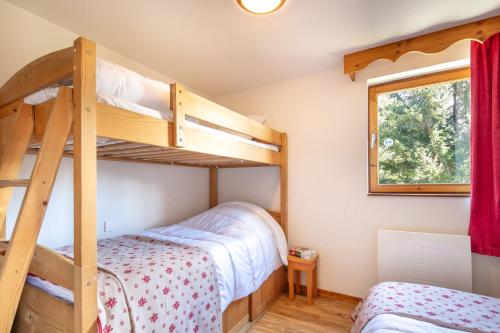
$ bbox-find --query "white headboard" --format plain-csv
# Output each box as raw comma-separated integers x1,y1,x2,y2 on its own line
377,229,472,292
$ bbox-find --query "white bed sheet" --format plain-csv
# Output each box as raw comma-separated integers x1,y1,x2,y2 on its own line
361,314,467,333
27,202,287,312
24,59,279,152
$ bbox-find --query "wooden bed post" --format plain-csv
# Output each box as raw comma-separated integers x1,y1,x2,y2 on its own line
280,133,288,239
73,37,98,333
209,167,218,208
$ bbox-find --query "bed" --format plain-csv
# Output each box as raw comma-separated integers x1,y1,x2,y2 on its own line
352,282,500,333
23,202,287,332
0,37,288,332
23,58,279,154
0,43,285,168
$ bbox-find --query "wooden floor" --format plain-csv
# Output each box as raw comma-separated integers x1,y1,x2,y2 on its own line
248,293,358,333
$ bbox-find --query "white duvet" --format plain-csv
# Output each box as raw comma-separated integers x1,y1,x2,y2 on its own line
27,202,287,312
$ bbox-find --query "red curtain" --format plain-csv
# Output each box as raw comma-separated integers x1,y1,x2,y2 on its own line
469,33,500,257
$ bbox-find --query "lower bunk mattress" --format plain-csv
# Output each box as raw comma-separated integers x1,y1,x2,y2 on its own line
26,201,288,332
352,281,500,333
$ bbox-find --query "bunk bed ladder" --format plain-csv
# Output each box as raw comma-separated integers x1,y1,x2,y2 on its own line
0,87,73,333
0,103,33,240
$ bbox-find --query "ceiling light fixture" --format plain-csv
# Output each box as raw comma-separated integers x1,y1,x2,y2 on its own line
236,0,286,14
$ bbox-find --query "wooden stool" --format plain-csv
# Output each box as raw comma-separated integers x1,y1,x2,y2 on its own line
287,255,318,305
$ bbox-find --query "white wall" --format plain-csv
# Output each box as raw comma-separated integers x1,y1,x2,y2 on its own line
216,41,500,298
1,0,209,248
8,156,208,249
3,0,500,299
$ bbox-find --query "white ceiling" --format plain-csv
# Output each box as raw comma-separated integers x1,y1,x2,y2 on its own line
8,0,500,96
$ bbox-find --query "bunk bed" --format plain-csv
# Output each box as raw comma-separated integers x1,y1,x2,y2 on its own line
0,37,288,333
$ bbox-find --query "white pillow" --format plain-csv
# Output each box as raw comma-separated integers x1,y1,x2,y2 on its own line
96,59,171,113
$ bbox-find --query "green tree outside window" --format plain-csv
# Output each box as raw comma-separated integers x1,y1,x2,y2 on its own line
377,79,470,185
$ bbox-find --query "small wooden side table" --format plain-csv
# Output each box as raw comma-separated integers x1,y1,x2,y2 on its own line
287,255,318,305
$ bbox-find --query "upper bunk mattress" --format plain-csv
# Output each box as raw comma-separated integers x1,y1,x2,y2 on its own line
24,59,279,152
27,58,172,113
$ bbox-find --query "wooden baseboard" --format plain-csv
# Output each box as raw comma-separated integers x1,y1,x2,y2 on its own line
293,285,362,303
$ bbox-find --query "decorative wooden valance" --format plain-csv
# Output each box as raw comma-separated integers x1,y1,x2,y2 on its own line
344,15,500,81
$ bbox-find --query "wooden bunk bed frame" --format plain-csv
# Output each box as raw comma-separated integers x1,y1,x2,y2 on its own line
0,37,288,333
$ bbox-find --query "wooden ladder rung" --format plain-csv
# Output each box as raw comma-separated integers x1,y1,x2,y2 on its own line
0,179,30,188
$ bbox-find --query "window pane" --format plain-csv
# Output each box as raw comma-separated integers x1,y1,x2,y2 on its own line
377,79,470,185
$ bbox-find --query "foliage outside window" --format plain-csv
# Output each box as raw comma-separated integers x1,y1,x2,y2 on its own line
368,68,471,195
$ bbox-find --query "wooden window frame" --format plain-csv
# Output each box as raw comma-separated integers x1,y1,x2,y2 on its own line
368,67,471,196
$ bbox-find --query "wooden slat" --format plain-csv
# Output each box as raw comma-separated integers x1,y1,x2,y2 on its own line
99,146,176,158
72,37,98,333
96,155,208,168
146,153,229,161
183,125,281,165
145,156,246,165
0,104,33,239
0,179,30,188
216,163,272,168
172,84,282,146
344,15,500,80
140,151,219,160
280,133,288,238
176,157,238,163
97,145,163,157
0,87,73,333
209,167,218,208
0,242,74,291
96,103,169,147
146,158,237,166
0,47,73,108
13,284,74,333
96,142,143,153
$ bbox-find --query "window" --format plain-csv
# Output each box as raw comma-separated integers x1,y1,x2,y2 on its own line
368,68,470,195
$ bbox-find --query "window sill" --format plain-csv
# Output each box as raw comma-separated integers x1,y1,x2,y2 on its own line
367,192,470,198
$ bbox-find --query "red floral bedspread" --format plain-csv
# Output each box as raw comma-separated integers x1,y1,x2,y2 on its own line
351,282,500,333
59,235,221,333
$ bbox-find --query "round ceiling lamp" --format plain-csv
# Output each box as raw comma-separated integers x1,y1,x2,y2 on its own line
236,0,286,14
